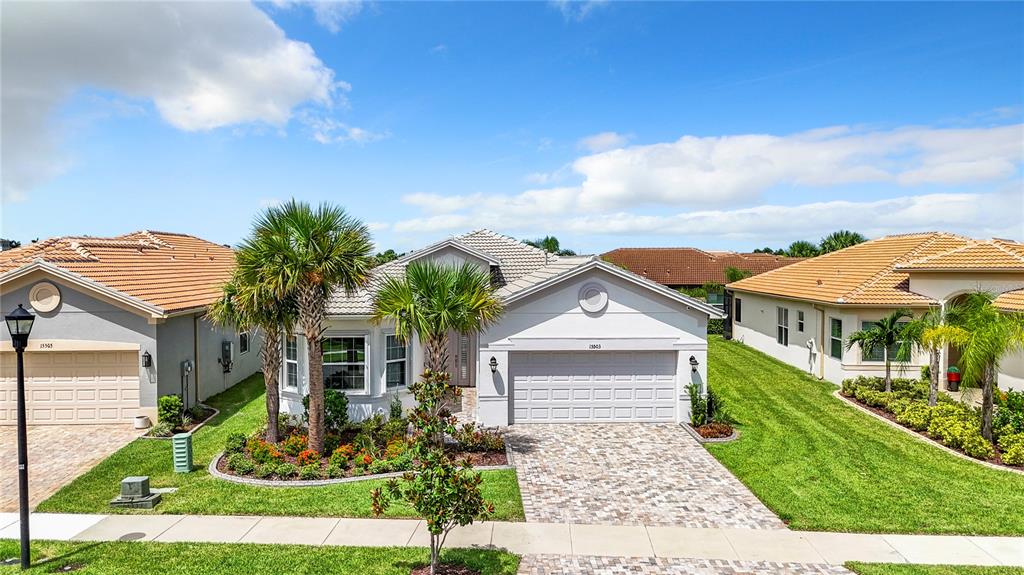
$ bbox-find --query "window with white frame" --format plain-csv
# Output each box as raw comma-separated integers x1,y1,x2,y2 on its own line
830,318,843,359
797,310,805,332
323,336,367,392
385,335,408,389
776,307,789,346
284,336,298,390
239,332,250,354
734,298,742,322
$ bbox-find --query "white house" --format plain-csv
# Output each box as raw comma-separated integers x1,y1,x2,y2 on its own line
281,230,725,426
726,232,1024,390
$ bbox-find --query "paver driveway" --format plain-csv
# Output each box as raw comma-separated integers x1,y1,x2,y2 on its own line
518,556,852,575
0,424,140,511
506,424,783,529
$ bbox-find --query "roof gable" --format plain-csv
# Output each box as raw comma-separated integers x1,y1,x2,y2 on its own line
896,239,1024,271
601,247,802,286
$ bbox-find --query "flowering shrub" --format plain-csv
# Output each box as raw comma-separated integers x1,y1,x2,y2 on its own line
247,438,284,465
296,449,320,466
329,446,353,468
384,438,408,460
356,450,374,468
452,423,505,452
280,434,309,457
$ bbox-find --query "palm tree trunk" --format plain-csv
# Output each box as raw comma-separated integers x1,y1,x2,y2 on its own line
260,326,283,443
928,346,939,407
424,332,450,374
298,283,327,454
883,348,892,393
981,363,995,441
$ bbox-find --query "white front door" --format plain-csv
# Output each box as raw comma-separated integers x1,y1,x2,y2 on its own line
509,351,677,423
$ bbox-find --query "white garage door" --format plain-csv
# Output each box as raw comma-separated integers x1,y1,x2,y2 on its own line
0,350,140,425
510,351,677,423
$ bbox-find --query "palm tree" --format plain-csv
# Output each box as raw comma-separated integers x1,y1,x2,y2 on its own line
819,230,867,254
207,270,295,443
524,236,576,256
371,261,504,374
929,293,1024,441
897,307,947,406
246,200,374,453
785,240,820,258
846,308,913,392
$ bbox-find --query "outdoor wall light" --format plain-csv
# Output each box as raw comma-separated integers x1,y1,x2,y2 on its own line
141,350,152,368
489,356,498,373
689,355,699,373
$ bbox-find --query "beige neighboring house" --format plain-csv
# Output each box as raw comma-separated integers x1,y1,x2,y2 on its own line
0,231,261,425
726,232,1024,391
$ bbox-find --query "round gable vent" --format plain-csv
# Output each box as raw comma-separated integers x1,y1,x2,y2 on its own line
578,282,608,313
30,281,62,313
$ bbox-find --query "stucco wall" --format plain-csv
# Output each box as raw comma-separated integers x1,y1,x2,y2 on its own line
415,245,491,273
909,272,1024,303
998,350,1024,392
1,277,158,407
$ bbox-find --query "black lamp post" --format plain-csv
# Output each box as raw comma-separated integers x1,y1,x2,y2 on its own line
6,304,35,570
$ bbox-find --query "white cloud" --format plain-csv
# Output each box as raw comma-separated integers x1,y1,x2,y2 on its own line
304,116,390,144
272,0,365,33
551,0,608,21
430,44,448,54
577,131,631,153
1,1,343,201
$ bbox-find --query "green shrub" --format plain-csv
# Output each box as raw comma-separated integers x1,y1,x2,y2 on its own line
381,416,409,443
896,402,932,431
926,404,976,449
253,464,275,479
302,390,350,434
275,463,297,478
453,423,505,452
329,445,353,468
324,433,342,456
888,398,913,417
998,433,1024,466
390,394,404,419
227,453,254,475
707,318,724,335
855,389,894,409
157,395,184,428
325,464,346,478
299,464,323,480
280,434,308,456
920,365,931,381
148,421,174,437
961,432,996,460
224,432,247,454
246,438,284,465
688,383,707,427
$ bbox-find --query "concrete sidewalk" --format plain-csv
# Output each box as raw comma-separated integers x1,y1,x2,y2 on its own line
2,513,1024,567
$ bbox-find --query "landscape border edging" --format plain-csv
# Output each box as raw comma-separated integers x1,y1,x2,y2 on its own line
833,389,1024,476
680,422,740,444
139,404,220,441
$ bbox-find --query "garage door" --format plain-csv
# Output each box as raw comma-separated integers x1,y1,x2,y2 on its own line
510,351,677,423
0,350,140,425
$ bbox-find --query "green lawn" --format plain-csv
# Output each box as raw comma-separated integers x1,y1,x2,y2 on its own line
37,374,524,520
0,540,519,575
847,564,1024,575
706,336,1024,535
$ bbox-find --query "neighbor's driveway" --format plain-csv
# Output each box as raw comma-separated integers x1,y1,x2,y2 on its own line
0,424,140,511
505,424,784,529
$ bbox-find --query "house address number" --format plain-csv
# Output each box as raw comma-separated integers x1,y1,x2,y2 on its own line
588,343,602,350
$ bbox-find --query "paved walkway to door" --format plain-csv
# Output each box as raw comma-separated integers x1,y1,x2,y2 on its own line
0,424,141,511
505,424,784,529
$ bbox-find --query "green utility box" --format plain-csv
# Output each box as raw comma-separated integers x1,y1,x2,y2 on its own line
172,433,193,473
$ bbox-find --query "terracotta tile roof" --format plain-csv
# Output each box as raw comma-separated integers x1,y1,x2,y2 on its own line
0,231,235,314
995,289,1024,312
727,232,975,306
896,239,1024,271
601,247,802,286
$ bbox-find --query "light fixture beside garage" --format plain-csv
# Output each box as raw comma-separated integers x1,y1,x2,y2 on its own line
578,282,609,313
29,281,61,313
689,355,699,373
141,351,152,368
489,356,498,373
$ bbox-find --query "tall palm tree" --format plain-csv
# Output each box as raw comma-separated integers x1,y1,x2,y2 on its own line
207,271,295,443
371,261,504,374
898,307,947,406
846,308,913,392
929,292,1024,441
785,240,820,258
245,200,374,453
819,230,867,254
524,236,576,256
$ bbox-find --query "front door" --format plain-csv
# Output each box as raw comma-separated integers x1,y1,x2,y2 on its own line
446,332,476,387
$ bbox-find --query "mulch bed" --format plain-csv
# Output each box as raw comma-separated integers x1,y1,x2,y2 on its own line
411,564,480,575
693,422,734,439
840,392,1021,469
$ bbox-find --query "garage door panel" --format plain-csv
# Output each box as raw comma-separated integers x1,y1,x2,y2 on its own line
511,351,677,423
0,350,139,425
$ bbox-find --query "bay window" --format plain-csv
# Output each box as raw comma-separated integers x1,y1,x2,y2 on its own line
323,336,367,392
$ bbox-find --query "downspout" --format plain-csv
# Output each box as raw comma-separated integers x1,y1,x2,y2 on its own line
814,304,826,379
193,313,200,405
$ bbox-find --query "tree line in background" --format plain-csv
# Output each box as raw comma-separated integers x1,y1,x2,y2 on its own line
753,229,867,258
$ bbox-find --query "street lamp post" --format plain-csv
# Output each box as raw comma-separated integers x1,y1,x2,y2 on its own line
6,304,35,570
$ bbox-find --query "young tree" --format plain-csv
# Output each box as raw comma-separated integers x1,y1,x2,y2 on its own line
372,249,402,266
785,240,820,258
372,370,494,575
724,266,753,283
846,308,913,392
524,235,576,256
897,307,943,406
930,293,1024,441
819,230,867,254
245,200,374,453
371,261,503,373
207,272,295,442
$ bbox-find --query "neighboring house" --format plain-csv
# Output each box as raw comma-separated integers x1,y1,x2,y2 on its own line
726,232,1024,390
282,230,724,426
602,247,801,290
0,231,261,425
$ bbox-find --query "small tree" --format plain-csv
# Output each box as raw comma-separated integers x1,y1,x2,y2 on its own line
372,370,494,575
524,235,576,256
724,267,752,283
846,308,913,392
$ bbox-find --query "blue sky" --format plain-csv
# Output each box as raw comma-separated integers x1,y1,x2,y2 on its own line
2,1,1022,254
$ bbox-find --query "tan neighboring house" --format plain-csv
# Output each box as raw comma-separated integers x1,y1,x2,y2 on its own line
726,232,1024,391
0,231,261,425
